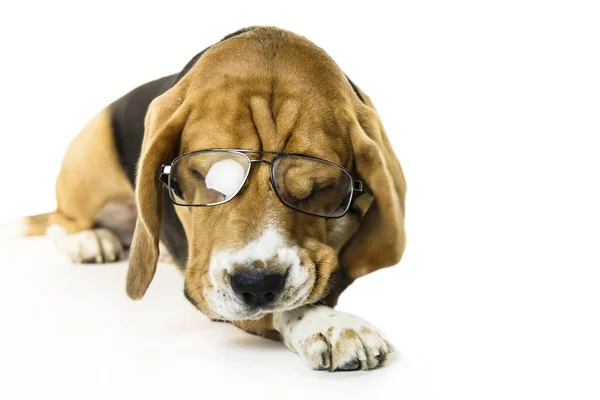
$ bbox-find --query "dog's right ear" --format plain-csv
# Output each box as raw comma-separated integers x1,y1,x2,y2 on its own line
340,86,407,281
126,92,187,300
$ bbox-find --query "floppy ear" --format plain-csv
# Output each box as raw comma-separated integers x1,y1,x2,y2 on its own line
340,87,407,280
126,93,187,300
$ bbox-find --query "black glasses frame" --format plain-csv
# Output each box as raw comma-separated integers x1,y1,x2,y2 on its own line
158,149,363,219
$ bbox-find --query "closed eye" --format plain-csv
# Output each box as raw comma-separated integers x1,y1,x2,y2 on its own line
191,169,205,179
303,183,335,201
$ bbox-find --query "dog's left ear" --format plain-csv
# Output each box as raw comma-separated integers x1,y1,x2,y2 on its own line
126,91,187,300
340,86,407,280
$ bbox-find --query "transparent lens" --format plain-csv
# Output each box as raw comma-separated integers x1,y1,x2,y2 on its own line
169,151,250,206
272,156,353,218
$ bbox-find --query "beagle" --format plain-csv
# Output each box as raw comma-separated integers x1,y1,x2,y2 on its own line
30,27,406,371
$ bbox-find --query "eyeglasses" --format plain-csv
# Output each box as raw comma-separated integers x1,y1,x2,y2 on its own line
159,149,363,219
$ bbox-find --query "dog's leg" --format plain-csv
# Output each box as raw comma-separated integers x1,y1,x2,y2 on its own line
273,305,393,371
47,108,135,264
231,315,282,340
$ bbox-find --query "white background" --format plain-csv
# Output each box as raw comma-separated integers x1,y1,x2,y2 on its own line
0,1,599,399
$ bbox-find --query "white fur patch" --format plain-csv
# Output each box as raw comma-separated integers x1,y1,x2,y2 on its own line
205,159,246,198
273,305,393,371
206,227,311,320
210,227,304,276
47,224,124,263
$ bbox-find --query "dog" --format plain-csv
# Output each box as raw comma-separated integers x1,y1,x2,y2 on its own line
18,27,406,371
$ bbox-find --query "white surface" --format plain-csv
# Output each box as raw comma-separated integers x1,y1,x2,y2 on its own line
0,237,430,399
1,1,600,399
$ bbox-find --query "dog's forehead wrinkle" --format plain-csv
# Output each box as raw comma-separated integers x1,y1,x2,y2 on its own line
248,95,303,153
180,70,351,160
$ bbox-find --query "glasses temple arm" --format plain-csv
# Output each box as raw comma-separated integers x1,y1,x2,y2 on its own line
158,164,171,186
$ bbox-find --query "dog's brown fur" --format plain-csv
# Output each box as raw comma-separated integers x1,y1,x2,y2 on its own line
24,27,406,340
51,108,134,234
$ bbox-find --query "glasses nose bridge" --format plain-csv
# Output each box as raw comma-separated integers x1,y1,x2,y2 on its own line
245,158,275,193
248,159,273,165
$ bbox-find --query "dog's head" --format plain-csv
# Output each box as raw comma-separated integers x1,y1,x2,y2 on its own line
125,27,406,320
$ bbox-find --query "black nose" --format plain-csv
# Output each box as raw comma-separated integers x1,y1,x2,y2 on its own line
230,272,285,307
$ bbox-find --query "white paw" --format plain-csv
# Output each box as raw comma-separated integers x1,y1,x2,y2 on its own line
274,306,393,371
47,225,124,264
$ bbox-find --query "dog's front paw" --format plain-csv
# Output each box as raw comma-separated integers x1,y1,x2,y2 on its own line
274,306,393,371
299,323,391,371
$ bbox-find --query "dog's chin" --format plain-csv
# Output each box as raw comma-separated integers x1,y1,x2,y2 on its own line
207,303,270,321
